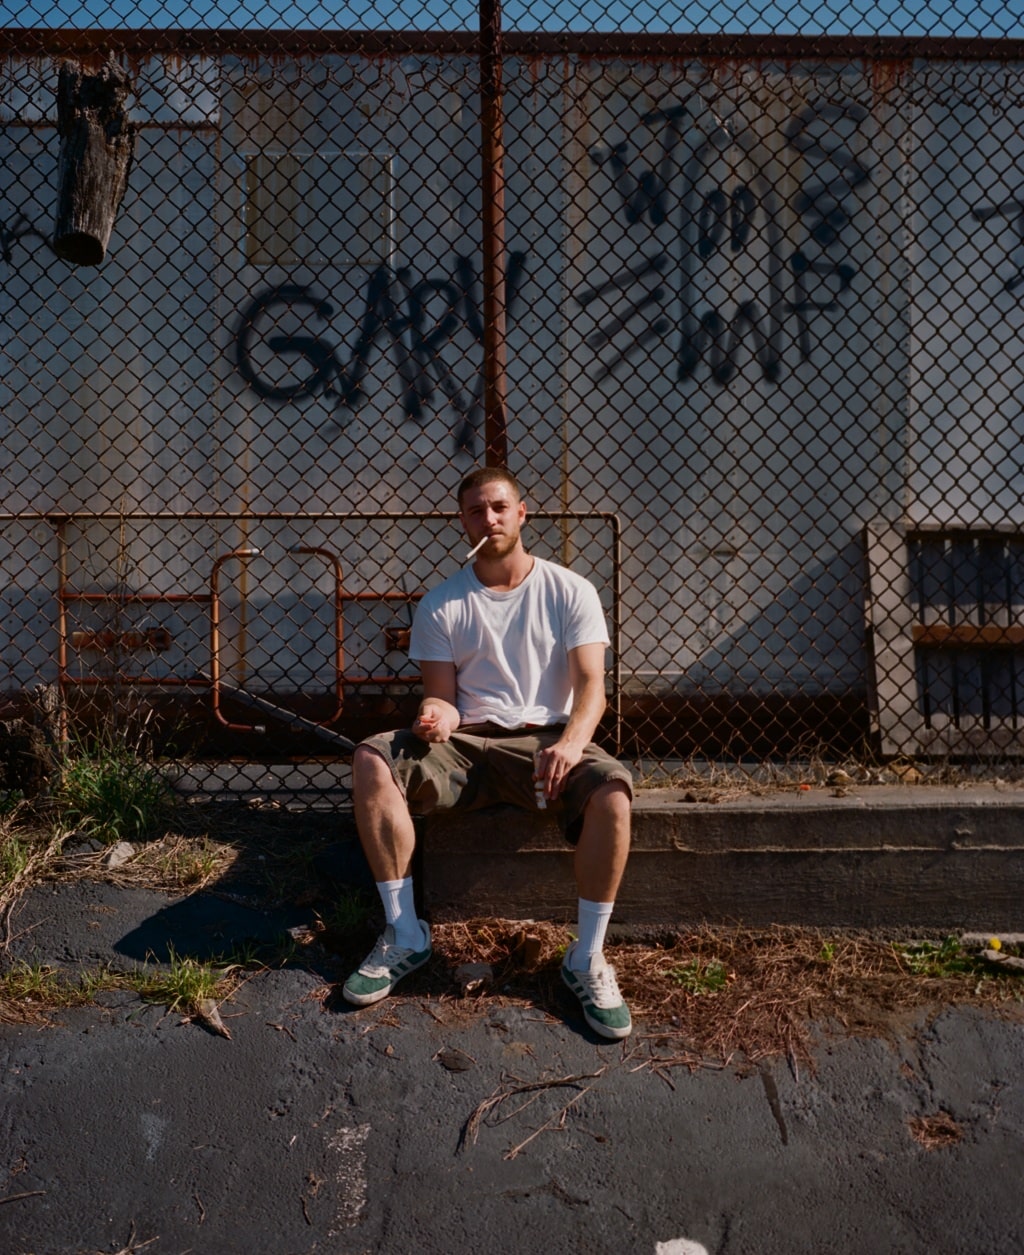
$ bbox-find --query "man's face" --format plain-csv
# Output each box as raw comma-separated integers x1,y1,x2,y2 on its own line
459,480,526,559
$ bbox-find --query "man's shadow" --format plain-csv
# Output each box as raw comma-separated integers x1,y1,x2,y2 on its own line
113,805,376,984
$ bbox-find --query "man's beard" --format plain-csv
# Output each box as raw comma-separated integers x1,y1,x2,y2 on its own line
482,530,521,559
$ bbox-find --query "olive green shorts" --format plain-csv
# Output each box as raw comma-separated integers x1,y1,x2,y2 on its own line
359,723,633,845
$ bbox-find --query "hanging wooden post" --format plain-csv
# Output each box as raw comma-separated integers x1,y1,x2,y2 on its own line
479,0,509,468
53,58,137,267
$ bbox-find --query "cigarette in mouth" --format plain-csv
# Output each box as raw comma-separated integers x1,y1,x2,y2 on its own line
465,536,489,560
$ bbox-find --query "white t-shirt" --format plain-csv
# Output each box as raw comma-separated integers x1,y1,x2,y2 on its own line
409,556,610,728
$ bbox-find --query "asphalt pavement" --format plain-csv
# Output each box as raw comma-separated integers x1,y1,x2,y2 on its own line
2,874,1022,1255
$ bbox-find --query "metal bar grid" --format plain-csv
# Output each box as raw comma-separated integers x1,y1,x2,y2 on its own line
42,511,622,754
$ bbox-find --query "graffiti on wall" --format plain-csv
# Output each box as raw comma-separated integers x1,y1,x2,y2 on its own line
585,100,870,383
6,89,1024,440
0,212,52,264
234,252,527,455
972,200,1024,292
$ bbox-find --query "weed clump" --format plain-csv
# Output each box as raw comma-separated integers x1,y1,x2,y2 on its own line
55,738,172,845
138,946,240,1015
0,833,32,885
668,957,730,995
893,935,985,979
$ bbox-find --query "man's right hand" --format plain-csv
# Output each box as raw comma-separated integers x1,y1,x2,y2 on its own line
412,701,457,743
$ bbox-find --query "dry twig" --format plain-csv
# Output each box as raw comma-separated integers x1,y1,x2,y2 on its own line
459,1068,606,1153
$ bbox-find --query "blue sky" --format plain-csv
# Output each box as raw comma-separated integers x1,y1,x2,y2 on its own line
0,0,1020,36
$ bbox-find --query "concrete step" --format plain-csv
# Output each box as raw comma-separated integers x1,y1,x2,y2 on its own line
421,785,1024,931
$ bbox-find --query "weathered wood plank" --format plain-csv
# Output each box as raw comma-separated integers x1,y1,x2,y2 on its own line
53,57,137,266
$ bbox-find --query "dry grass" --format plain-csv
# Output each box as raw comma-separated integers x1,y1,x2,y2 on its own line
0,822,66,948
907,1110,965,1149
41,803,336,904
424,919,1024,1071
53,831,239,894
631,752,1024,794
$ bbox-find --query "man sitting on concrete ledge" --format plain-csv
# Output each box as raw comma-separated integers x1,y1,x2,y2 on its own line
341,466,634,1040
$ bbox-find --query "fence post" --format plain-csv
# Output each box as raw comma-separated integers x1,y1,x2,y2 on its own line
479,0,509,468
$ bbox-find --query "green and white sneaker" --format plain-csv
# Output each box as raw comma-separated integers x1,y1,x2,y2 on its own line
561,944,633,1040
342,921,432,1007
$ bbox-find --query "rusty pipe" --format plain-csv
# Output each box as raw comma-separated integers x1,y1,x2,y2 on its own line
210,547,264,734
479,0,509,468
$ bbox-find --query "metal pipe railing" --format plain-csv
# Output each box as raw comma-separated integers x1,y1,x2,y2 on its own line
43,511,621,750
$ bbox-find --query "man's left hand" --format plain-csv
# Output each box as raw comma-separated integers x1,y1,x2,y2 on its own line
534,740,584,801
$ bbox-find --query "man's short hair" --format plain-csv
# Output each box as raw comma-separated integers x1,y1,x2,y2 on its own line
457,467,523,507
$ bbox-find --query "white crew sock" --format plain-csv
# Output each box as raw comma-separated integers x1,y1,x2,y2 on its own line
570,898,614,971
375,877,422,950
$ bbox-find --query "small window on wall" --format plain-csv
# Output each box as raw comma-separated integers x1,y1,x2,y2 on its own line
243,150,394,266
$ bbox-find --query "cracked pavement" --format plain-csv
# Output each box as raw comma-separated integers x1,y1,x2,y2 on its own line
2,881,1023,1255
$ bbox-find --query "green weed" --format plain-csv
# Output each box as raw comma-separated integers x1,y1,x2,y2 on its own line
321,888,374,939
73,965,127,1000
56,739,171,844
0,960,111,1012
895,936,984,979
0,833,32,888
669,957,730,995
0,788,24,817
0,951,255,1019
135,946,242,1015
0,960,64,1002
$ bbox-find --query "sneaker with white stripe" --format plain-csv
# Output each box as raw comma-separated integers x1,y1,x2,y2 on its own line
561,942,632,1040
342,921,432,1006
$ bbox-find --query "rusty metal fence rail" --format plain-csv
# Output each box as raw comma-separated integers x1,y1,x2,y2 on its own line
1,2,1024,795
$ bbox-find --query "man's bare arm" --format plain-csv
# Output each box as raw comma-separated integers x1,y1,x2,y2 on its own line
535,642,607,799
413,660,460,742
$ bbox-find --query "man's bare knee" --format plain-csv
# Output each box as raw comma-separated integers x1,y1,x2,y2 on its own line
585,780,632,820
352,745,401,798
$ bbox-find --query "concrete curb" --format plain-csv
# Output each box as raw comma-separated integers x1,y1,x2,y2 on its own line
422,785,1024,930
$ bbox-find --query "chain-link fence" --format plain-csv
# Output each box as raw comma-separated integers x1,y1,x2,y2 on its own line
1,2,1023,797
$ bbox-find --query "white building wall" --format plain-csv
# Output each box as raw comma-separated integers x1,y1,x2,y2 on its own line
0,49,1021,698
